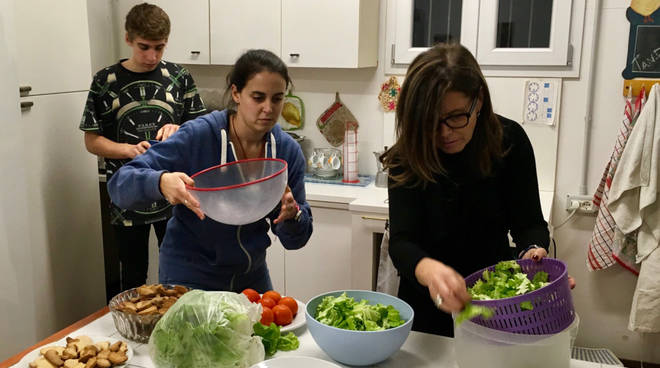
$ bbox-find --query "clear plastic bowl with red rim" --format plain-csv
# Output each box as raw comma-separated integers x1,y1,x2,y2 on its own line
187,158,288,225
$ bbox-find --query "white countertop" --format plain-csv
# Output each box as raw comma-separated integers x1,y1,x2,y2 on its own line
11,313,621,368
305,181,554,221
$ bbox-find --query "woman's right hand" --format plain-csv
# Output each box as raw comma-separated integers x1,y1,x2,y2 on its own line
415,257,471,314
160,172,205,220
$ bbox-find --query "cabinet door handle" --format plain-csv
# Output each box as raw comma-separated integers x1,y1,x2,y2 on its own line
361,215,388,222
20,101,34,109
190,51,201,55
19,86,32,96
289,53,300,58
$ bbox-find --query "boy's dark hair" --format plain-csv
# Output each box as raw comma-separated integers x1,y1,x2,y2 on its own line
125,3,170,41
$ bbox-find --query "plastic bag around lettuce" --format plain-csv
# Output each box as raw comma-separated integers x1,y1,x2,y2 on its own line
148,290,265,368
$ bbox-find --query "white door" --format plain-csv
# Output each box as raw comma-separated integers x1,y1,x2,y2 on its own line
114,0,210,64
0,1,39,360
285,207,352,303
19,91,106,324
210,0,281,65
282,0,362,68
13,0,92,95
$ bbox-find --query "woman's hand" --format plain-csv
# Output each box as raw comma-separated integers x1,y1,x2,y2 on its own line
522,247,576,289
522,247,548,261
160,172,205,220
156,123,180,141
273,186,298,224
415,257,471,314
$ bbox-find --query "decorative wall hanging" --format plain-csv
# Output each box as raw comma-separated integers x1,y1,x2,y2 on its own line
622,1,660,79
378,76,401,112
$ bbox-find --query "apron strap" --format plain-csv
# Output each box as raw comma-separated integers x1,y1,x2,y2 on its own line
220,128,228,164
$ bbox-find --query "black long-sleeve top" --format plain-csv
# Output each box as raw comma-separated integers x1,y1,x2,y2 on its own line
387,116,549,336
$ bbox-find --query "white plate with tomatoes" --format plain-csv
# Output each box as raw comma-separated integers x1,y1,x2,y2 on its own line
242,289,306,332
279,299,305,332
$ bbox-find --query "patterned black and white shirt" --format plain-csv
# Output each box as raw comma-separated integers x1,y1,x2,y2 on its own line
80,60,206,226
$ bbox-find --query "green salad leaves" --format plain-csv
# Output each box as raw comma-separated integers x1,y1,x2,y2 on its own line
469,260,549,301
314,293,406,331
455,260,551,325
149,290,265,368
454,302,494,325
252,322,300,356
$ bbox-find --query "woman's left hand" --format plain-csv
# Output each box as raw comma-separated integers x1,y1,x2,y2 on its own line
522,247,576,289
273,186,299,224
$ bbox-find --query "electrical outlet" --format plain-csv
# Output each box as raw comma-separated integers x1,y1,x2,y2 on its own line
565,194,598,214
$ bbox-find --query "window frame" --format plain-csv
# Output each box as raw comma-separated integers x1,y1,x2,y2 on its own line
385,0,586,77
476,0,573,66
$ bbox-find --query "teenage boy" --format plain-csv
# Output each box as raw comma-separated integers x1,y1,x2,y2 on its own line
80,3,206,293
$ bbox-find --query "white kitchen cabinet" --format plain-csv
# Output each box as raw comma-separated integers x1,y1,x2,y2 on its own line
114,0,210,65
351,212,387,291
209,0,281,65
282,0,379,68
285,204,352,303
13,0,92,95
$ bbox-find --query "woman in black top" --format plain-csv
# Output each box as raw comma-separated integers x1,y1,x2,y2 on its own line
381,44,551,337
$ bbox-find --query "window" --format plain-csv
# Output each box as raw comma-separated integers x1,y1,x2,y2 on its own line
477,0,573,66
386,0,586,76
412,0,463,47
495,0,553,48
390,0,478,65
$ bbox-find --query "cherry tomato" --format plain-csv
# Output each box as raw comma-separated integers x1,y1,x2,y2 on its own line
263,290,282,303
278,297,298,316
259,296,277,309
272,304,293,326
260,306,274,326
241,288,260,303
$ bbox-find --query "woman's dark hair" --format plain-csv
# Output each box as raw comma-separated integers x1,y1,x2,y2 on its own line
381,43,503,187
223,49,292,110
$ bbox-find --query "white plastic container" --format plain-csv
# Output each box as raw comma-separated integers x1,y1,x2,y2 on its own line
454,314,579,368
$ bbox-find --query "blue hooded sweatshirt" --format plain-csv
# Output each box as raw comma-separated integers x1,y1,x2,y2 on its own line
107,109,313,290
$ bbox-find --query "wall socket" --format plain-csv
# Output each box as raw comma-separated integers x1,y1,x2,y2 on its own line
565,194,598,214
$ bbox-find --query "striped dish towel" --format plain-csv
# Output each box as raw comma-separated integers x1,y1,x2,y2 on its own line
587,89,644,273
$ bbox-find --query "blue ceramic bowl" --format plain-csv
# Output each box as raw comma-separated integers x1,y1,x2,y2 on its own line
305,290,414,366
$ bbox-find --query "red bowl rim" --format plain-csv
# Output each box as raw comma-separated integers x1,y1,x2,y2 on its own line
186,158,287,192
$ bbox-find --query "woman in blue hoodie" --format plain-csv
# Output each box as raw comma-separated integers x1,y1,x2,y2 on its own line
108,49,313,292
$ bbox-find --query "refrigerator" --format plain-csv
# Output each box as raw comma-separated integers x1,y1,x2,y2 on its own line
0,0,105,361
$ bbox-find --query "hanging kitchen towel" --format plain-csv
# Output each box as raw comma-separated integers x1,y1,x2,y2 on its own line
376,222,400,297
628,244,660,332
316,92,358,147
608,83,660,264
586,88,643,274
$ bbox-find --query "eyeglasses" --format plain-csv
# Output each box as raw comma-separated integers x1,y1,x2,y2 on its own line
438,96,479,129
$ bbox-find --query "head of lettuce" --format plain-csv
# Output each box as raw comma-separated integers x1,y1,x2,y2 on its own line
148,290,265,368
